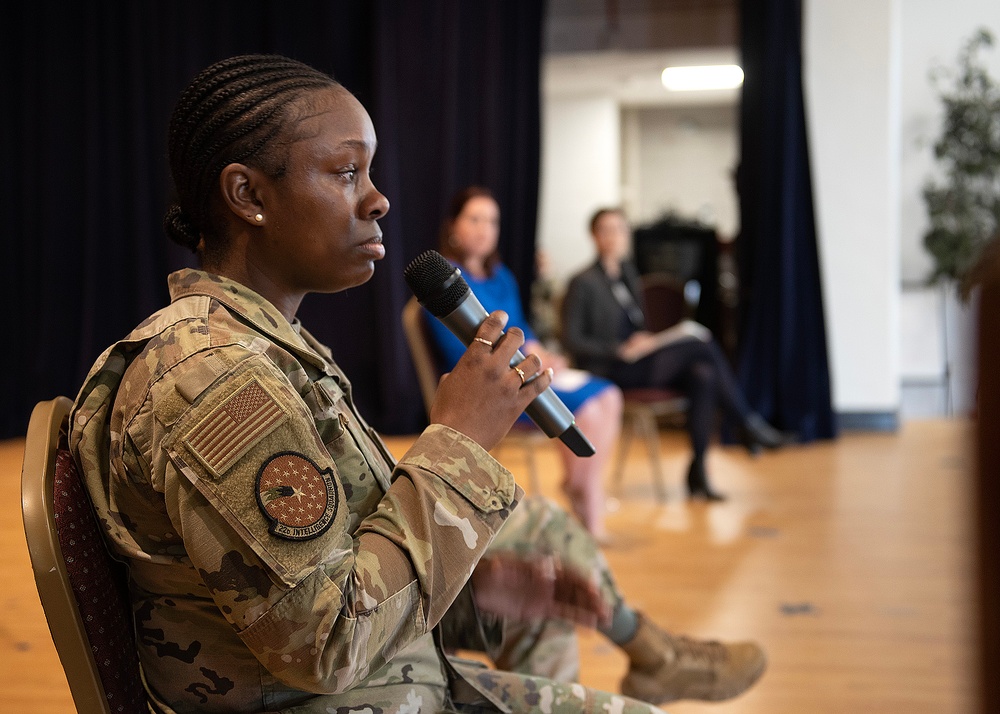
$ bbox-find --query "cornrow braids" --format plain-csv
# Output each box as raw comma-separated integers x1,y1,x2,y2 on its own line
164,54,340,253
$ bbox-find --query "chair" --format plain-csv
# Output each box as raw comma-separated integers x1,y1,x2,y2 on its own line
610,273,691,501
639,272,694,332
611,388,688,501
21,396,146,714
401,297,545,495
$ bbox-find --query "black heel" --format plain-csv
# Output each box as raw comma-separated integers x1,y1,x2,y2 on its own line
686,458,726,501
741,430,764,457
742,414,796,456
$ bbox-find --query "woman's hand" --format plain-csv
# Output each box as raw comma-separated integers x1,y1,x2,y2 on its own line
471,553,611,629
430,311,553,452
525,340,568,373
617,330,658,362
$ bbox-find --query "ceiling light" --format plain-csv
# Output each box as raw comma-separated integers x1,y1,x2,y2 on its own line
660,64,745,91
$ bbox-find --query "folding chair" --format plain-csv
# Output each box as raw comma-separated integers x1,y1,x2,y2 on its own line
21,396,146,713
611,273,691,501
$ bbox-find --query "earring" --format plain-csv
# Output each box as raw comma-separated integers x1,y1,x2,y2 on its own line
254,213,264,222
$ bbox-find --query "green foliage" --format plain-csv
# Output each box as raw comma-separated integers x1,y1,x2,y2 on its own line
923,27,1000,300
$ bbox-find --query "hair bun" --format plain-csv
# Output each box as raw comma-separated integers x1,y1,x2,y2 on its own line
163,204,200,252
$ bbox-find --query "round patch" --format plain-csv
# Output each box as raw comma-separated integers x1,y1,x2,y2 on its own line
255,451,338,540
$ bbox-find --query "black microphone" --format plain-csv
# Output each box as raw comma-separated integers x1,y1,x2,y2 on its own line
404,250,595,457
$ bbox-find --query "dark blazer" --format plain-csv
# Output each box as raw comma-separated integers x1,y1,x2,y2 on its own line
560,259,645,378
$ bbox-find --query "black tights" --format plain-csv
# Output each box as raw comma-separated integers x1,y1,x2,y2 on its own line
610,338,752,461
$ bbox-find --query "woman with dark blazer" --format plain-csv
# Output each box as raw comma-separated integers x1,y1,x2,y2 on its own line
561,208,791,500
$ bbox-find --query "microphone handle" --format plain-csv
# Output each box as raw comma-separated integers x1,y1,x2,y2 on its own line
441,294,596,457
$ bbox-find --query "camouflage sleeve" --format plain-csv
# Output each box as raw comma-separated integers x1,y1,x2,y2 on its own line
149,351,521,694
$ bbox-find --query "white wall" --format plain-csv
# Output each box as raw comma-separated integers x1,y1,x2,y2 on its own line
538,48,741,286
804,0,997,418
537,96,620,285
804,0,902,414
538,1,999,419
896,0,999,416
622,105,739,240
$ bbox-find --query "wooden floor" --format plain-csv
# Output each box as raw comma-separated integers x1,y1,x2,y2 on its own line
1,420,977,713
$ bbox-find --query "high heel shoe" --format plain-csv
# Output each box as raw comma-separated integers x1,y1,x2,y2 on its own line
741,413,796,456
686,458,726,501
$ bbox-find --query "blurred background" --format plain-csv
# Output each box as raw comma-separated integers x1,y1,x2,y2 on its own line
2,0,998,439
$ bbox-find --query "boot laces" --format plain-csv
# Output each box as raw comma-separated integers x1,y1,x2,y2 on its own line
666,634,728,667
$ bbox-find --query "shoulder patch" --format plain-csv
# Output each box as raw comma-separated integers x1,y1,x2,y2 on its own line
255,452,338,540
184,376,287,476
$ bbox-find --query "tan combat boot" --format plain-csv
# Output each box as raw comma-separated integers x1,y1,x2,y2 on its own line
619,615,766,704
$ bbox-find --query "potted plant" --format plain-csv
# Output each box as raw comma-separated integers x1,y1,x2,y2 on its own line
922,27,1000,301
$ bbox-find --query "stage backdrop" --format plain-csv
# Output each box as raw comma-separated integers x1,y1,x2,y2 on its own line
1,0,544,438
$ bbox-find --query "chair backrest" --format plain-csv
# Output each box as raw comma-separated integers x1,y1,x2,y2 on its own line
21,397,146,714
640,272,690,333
401,298,546,493
402,296,445,418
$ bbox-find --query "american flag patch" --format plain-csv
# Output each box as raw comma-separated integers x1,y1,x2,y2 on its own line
185,377,287,476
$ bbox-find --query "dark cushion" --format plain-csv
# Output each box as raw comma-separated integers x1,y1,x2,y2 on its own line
53,447,147,713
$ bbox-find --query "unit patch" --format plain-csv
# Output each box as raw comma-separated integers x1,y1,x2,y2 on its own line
255,451,338,540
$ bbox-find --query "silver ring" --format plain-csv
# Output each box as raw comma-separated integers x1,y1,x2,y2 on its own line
513,366,526,385
473,337,494,347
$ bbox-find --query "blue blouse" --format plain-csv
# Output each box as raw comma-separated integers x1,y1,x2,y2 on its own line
425,262,613,416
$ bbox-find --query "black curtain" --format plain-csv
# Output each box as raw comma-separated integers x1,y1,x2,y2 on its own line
299,0,544,434
1,0,544,439
735,0,836,442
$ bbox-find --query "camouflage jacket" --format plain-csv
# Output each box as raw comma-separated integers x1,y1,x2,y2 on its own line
70,269,523,713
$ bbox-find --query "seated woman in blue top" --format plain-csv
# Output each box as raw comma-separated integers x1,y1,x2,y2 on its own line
426,186,623,541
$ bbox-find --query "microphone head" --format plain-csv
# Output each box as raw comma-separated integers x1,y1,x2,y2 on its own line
404,250,471,317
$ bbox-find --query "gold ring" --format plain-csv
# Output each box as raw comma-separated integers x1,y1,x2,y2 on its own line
473,337,493,347
513,366,526,385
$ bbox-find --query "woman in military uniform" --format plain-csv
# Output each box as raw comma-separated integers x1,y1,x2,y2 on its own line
69,54,762,713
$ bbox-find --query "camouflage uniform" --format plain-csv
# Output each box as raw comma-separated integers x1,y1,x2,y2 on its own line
70,269,666,714
444,495,620,683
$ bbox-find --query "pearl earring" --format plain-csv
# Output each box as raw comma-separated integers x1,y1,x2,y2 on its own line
254,213,264,222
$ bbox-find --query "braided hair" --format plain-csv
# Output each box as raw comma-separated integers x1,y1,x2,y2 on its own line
164,54,340,255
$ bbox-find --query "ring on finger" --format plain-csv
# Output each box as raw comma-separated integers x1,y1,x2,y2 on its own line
513,365,527,385
473,337,494,347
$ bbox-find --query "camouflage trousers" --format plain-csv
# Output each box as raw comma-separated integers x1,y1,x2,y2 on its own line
440,495,628,684
450,658,668,713
435,495,670,711
277,670,668,713
483,495,622,681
